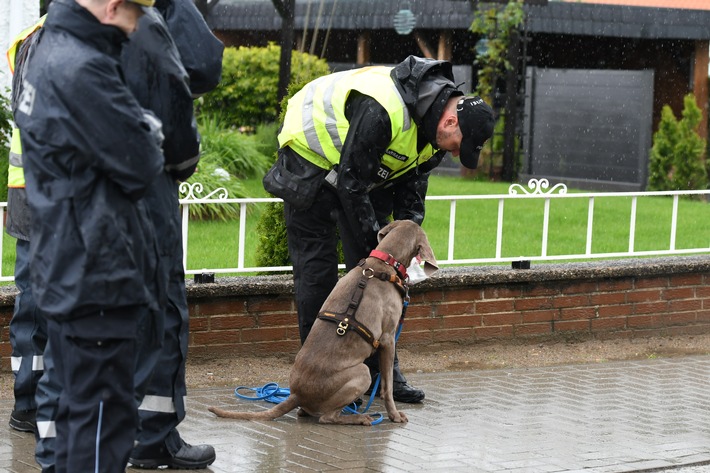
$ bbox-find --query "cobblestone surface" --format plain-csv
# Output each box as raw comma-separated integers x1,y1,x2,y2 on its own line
4,356,710,472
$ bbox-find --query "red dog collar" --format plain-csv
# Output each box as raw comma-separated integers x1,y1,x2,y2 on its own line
369,249,408,281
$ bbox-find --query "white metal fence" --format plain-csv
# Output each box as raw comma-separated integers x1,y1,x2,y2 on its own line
0,179,706,282
177,179,710,277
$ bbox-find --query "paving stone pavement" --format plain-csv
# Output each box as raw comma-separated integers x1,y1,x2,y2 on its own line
3,356,710,472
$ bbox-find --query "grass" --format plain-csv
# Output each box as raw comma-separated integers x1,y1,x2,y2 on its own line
3,175,709,281
182,175,710,275
413,178,710,263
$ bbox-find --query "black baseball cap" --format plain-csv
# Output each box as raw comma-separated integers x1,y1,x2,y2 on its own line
456,96,495,169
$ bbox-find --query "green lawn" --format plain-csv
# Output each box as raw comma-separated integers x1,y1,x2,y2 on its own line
3,176,708,281
182,176,710,275
422,182,710,261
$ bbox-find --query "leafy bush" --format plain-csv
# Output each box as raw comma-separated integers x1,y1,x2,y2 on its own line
182,116,272,220
253,78,327,271
196,115,271,178
647,94,707,193
253,121,280,159
471,0,524,102
254,202,289,269
0,88,11,147
199,43,331,128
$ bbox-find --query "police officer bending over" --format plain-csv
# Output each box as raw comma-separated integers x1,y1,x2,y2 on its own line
264,55,495,403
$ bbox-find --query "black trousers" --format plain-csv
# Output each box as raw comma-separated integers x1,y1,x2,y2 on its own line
132,174,189,459
284,186,406,383
9,238,45,412
48,306,148,473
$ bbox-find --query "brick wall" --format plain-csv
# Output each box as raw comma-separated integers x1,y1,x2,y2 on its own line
184,257,710,359
3,256,710,369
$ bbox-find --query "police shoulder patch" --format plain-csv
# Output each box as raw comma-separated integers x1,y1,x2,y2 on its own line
384,149,408,162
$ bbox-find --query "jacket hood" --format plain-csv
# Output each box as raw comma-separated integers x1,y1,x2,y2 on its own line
160,0,224,95
48,0,127,56
390,55,462,145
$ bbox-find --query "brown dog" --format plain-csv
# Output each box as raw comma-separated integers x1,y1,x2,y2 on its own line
208,220,438,425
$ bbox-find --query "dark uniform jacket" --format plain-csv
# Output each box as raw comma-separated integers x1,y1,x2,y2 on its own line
121,6,200,183
6,24,43,242
155,0,224,96
119,2,222,312
268,55,460,250
13,0,165,319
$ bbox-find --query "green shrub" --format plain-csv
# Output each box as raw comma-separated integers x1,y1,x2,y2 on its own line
199,43,331,128
648,93,707,192
253,121,280,159
0,147,8,203
0,88,11,146
182,116,272,220
253,76,336,271
254,201,289,269
196,115,271,178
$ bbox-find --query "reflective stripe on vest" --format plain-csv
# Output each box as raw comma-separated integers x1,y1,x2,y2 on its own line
278,66,436,184
8,127,25,188
6,16,45,74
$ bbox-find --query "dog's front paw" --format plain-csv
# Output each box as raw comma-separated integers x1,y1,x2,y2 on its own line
389,411,408,423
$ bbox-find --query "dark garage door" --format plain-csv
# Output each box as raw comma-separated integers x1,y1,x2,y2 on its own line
521,67,654,191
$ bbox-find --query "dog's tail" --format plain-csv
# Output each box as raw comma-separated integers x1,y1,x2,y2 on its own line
208,395,300,421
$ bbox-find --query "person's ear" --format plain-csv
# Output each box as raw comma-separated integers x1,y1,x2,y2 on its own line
105,0,122,20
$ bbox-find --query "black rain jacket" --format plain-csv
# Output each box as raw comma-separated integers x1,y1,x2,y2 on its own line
122,6,200,182
14,0,165,319
155,0,224,96
335,56,460,250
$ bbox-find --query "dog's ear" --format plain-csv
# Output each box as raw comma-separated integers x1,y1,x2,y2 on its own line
377,220,400,243
417,239,439,276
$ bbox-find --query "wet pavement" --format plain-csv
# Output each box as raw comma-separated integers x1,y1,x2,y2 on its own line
3,355,710,472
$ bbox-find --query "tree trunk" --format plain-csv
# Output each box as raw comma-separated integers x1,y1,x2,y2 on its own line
276,0,295,110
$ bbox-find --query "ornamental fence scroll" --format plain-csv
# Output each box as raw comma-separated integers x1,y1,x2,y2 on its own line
172,179,710,277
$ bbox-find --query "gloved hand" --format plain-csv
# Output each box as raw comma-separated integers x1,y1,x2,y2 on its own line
141,110,164,149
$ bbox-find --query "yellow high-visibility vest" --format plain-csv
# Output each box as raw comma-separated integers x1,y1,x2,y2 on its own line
6,16,45,74
6,16,46,189
278,66,436,183
8,127,24,188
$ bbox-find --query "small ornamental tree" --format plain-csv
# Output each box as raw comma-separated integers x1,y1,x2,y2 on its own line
255,201,290,270
470,0,524,102
647,94,707,193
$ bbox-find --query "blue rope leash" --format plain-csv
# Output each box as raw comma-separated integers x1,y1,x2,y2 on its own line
233,297,410,426
235,382,290,404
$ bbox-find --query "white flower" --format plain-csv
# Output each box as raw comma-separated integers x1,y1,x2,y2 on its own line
212,167,230,181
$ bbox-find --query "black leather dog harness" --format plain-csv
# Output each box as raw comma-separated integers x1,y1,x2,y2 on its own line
317,250,409,349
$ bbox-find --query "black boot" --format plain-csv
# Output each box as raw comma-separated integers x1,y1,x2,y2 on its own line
392,381,425,403
9,409,37,433
129,437,216,470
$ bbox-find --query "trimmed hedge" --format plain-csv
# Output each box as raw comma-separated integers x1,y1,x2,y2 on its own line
199,43,331,128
